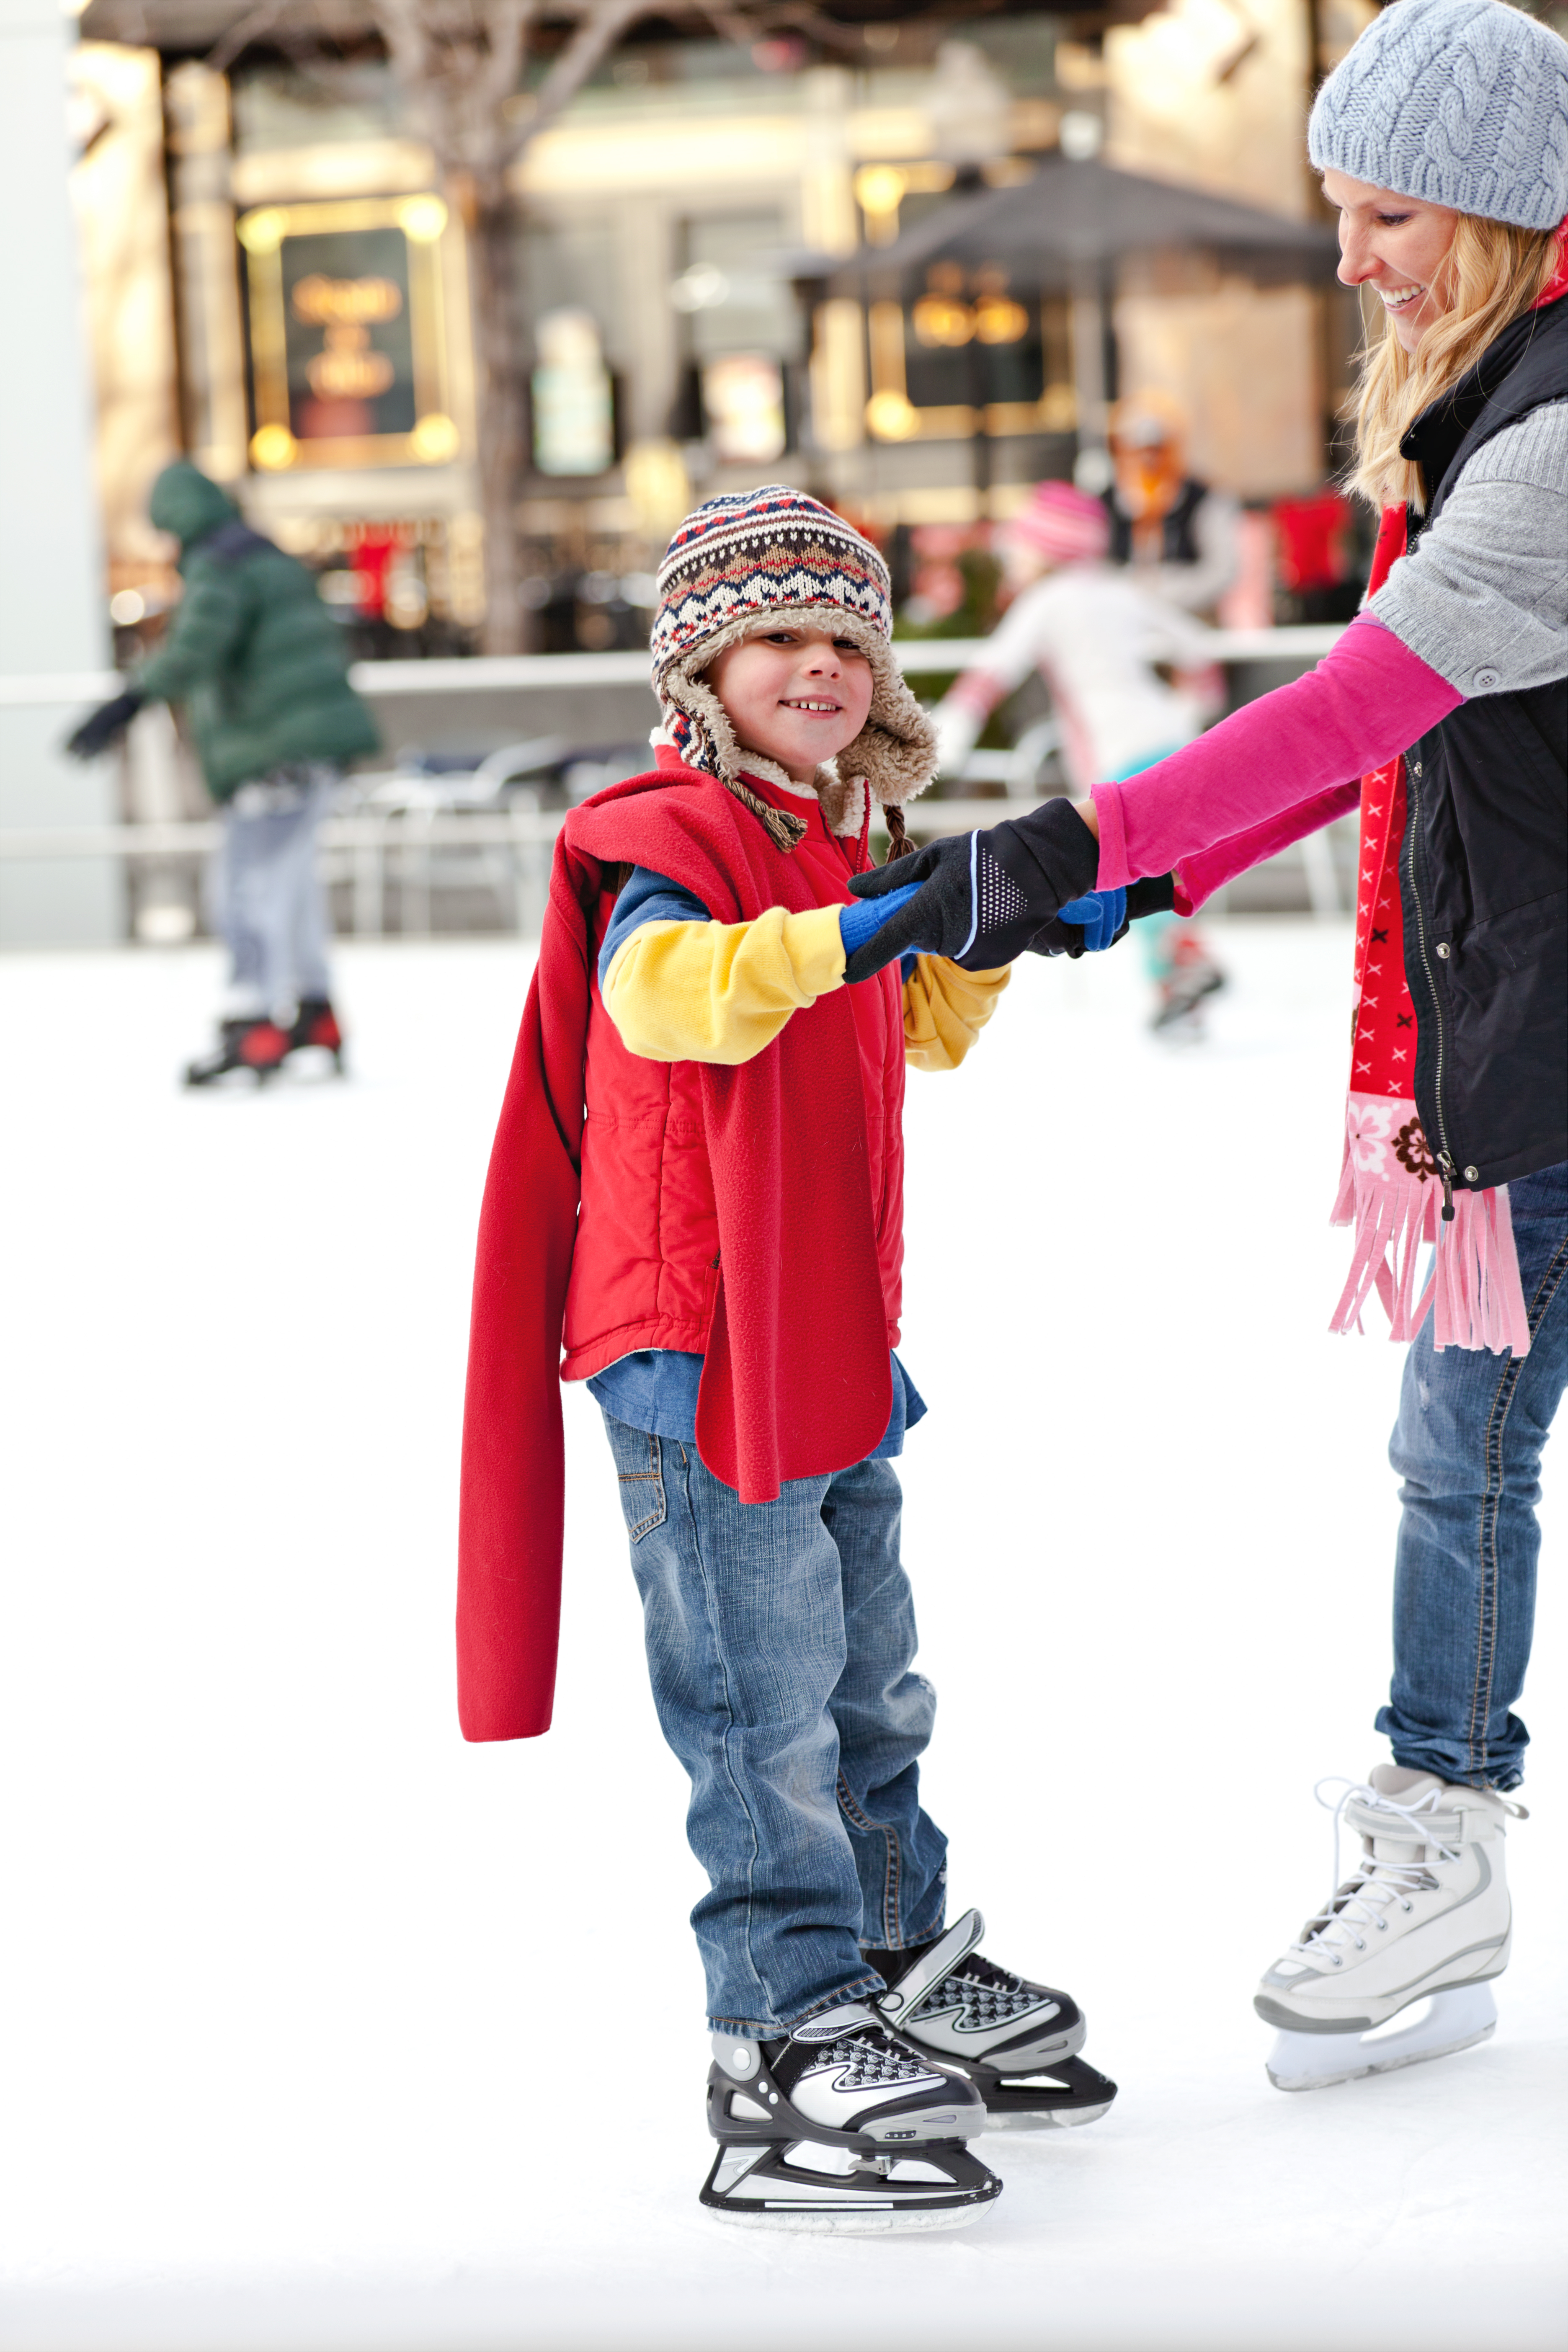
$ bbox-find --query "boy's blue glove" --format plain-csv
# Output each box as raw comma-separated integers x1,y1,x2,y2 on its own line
839,881,931,967
1056,888,1127,953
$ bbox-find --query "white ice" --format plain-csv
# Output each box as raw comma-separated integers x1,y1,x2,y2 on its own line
1,923,1562,2352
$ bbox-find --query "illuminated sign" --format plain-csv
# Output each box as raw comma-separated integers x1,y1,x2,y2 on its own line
237,194,464,473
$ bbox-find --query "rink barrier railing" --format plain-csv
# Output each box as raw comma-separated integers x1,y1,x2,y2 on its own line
0,794,1355,933
0,624,1344,712
0,802,1064,941
1,627,1350,932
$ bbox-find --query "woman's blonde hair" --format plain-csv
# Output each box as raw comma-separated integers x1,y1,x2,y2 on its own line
1348,213,1561,510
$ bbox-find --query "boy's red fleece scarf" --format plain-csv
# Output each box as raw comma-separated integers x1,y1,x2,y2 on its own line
1330,237,1568,1356
1328,514,1529,1356
455,761,895,1741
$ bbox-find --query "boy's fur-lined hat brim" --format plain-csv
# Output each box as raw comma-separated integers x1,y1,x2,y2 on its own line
651,487,936,807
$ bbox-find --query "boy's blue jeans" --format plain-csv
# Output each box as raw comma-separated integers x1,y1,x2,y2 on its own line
1378,1160,1568,1791
602,1412,948,2034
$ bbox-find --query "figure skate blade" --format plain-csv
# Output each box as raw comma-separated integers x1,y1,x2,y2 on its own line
1266,1981,1498,2092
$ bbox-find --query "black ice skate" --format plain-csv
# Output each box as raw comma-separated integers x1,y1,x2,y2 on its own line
183,1016,290,1088
872,1908,1118,2129
702,2001,1001,2233
285,998,346,1073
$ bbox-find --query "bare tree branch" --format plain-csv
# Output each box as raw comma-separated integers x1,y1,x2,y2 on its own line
475,0,536,124
498,0,652,165
204,0,286,77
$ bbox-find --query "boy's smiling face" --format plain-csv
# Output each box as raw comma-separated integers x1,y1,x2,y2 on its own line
704,625,874,787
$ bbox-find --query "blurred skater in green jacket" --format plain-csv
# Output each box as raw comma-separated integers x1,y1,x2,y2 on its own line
68,462,380,1086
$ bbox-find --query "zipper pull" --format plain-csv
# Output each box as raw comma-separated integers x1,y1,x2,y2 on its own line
1437,1150,1455,1223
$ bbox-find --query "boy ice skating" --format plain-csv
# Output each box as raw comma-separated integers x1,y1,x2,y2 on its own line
457,487,1115,2231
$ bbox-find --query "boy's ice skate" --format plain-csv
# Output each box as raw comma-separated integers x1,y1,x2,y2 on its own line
703,2002,1001,2233
873,1908,1118,2128
1256,1765,1525,2091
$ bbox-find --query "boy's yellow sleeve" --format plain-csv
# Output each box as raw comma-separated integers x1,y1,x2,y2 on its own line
602,905,847,1065
903,954,1011,1071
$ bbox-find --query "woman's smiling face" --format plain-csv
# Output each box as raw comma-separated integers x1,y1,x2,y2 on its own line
1323,169,1460,353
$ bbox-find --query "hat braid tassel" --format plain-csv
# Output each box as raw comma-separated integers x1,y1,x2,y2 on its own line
882,803,917,861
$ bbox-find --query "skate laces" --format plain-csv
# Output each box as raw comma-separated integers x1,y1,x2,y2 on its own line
808,2024,933,2090
921,1955,1039,2032
1292,1777,1461,1958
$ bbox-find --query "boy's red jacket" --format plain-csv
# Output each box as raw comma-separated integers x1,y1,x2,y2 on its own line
456,758,902,1741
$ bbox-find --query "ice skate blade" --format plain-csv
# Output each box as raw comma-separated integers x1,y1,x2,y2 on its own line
1265,1982,1498,2092
985,2099,1115,2130
706,2200,991,2236
972,2054,1119,2130
700,2139,1001,2234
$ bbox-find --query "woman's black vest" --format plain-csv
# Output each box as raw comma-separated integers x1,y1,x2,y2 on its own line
1399,294,1568,1195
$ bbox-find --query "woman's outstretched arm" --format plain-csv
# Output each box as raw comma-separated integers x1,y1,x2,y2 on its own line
1087,617,1460,890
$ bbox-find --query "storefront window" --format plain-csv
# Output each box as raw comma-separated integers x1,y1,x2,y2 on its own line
238,193,460,472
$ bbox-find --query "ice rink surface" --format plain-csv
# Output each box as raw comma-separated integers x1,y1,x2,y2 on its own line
1,921,1563,2352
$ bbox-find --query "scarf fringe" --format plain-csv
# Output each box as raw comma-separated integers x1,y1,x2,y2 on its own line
1329,1104,1530,1357
1328,1132,1434,1341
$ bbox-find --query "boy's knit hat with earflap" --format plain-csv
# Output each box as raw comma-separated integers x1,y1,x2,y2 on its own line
650,486,936,836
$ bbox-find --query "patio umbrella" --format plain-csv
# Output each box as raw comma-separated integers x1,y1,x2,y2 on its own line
831,153,1340,299
828,152,1339,477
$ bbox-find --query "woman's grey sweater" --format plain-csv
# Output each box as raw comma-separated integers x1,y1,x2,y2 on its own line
1369,399,1568,696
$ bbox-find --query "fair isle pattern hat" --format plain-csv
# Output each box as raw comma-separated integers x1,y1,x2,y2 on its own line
1308,0,1568,233
650,485,936,820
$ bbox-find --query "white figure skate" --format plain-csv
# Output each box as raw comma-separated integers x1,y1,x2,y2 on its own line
1256,1764,1526,2092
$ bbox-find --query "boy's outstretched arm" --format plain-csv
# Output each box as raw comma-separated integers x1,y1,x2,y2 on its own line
903,957,1010,1071
599,867,850,1066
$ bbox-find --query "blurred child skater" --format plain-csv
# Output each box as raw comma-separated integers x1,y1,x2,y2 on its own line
931,481,1227,1034
456,488,1117,2233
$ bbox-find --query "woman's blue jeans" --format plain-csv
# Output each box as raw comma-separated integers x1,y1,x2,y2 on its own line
1379,1160,1568,1790
601,1413,948,2034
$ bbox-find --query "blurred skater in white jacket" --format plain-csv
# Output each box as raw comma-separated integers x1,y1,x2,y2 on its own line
931,481,1226,1033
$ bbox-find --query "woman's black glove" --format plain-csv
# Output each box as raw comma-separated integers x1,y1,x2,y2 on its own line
843,798,1101,982
1031,871,1174,957
64,689,144,762
1126,873,1176,920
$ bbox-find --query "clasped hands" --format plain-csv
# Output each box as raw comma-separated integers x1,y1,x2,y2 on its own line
840,798,1168,984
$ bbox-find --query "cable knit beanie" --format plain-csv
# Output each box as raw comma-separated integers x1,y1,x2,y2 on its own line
1308,0,1568,232
650,485,936,818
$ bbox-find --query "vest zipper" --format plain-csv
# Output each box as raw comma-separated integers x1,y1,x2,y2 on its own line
1403,759,1456,1222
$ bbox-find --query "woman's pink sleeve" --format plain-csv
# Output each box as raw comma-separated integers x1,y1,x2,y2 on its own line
1173,780,1364,913
1090,617,1461,890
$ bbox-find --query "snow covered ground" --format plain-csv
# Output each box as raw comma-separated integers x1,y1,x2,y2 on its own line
0,923,1562,2352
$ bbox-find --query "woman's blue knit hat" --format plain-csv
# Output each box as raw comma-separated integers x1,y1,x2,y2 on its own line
1308,0,1568,232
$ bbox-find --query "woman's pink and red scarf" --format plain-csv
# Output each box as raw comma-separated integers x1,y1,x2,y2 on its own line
1330,234,1568,1357
1327,520,1529,1355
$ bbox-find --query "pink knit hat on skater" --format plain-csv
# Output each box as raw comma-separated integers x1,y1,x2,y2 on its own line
1003,481,1110,566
